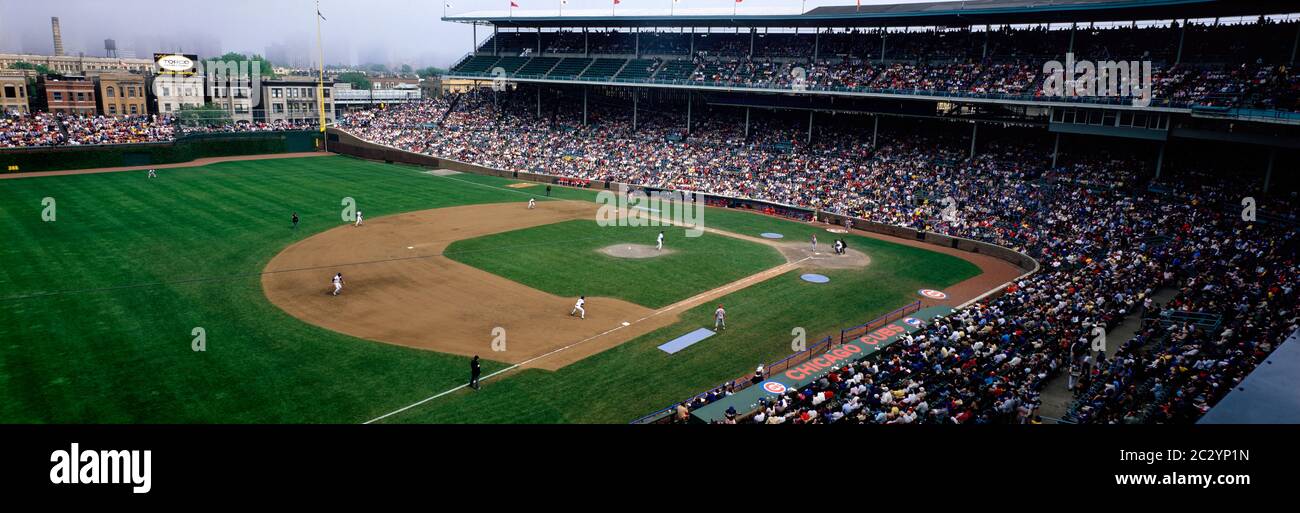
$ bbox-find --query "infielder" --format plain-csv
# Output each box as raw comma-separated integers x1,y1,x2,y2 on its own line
528,198,536,209
354,210,364,227
811,233,818,252
656,231,665,251
714,304,726,331
570,296,586,319
331,273,345,296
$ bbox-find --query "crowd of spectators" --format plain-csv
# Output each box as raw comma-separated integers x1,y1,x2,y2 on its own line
460,20,1300,111
339,93,1299,424
0,112,319,149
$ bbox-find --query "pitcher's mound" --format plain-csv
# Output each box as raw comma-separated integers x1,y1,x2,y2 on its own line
599,244,675,259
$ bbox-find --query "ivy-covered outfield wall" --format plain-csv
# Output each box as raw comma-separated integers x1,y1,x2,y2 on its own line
0,131,322,173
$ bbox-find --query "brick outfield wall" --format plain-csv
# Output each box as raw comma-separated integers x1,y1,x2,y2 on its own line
327,128,1041,286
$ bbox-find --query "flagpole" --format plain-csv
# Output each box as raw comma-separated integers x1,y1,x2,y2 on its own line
315,0,327,152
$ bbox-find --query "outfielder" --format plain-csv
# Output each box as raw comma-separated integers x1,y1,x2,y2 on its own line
330,273,344,296
656,231,664,251
714,304,726,331
570,295,586,319
146,169,157,178
811,233,818,252
354,210,364,227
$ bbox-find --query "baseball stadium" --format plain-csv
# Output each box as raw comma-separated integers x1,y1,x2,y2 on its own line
3,0,1300,428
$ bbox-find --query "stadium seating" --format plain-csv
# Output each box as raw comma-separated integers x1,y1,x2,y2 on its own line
547,57,594,78
579,58,628,80
615,59,661,81
337,93,1300,425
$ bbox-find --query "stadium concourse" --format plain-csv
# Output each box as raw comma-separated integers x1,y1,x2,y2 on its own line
336,91,1300,425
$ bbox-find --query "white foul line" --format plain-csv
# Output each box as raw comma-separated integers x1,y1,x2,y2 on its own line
361,256,811,424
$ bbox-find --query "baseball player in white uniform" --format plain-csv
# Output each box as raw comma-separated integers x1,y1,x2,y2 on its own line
656,231,664,251
570,296,586,319
714,304,726,331
331,273,344,296
147,169,157,178
528,198,536,209
354,211,363,227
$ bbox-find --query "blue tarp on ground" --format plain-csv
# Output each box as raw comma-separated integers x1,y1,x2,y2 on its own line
658,328,716,355
1199,329,1300,424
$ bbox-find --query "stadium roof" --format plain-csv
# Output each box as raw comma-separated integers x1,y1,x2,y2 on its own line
1198,329,1300,424
443,0,1299,28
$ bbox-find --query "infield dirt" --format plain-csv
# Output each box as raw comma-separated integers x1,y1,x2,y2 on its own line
262,199,1018,370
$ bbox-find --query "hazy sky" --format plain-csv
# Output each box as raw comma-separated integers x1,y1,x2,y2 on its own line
0,1,926,68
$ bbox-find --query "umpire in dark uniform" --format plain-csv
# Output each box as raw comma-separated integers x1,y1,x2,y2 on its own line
469,355,482,390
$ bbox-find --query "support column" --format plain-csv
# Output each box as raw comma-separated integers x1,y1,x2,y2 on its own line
982,26,989,59
473,24,477,53
537,27,542,55
633,92,638,131
969,123,978,159
494,26,499,56
807,111,814,143
814,30,820,60
1292,23,1300,65
686,95,692,134
635,30,640,58
1068,23,1076,54
1265,148,1277,193
583,86,588,126
872,115,879,148
1154,142,1166,180
749,28,755,58
880,33,887,63
537,85,542,118
1052,133,1061,168
1175,19,1186,66
690,28,695,54
744,107,751,139
584,28,589,57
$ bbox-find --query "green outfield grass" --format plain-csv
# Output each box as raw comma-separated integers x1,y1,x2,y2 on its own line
0,155,980,423
445,220,784,308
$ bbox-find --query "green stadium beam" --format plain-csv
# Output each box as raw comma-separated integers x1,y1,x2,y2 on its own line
494,25,499,56
872,115,879,149
686,94,692,135
1052,133,1061,168
583,87,588,126
970,123,978,159
744,107,750,139
1266,148,1276,193
807,111,814,144
633,90,638,131
1291,23,1299,65
814,29,820,60
982,26,989,59
1176,19,1187,65
1155,142,1166,179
